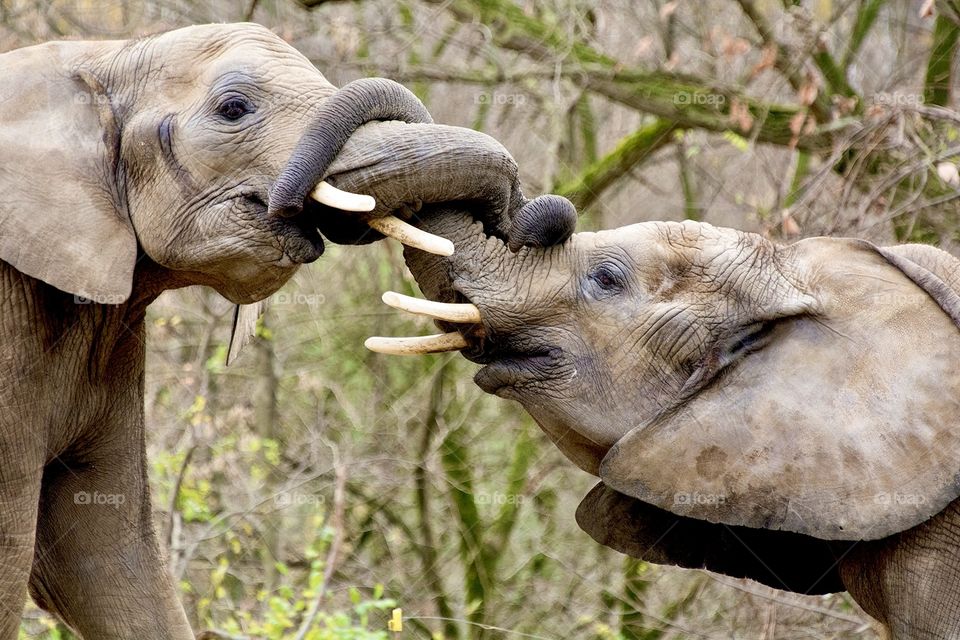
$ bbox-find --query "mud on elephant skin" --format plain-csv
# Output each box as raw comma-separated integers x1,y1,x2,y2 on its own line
394,211,960,639
0,23,573,640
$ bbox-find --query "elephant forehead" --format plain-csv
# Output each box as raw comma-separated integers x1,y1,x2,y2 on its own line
580,222,759,292
150,23,293,55
587,221,747,259
143,23,331,92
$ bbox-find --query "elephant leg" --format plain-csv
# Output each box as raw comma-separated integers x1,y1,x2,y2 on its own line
28,448,193,639
0,457,43,639
840,499,960,639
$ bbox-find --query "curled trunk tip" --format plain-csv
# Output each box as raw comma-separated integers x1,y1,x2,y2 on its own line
269,77,433,217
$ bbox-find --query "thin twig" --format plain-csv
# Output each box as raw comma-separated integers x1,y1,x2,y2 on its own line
243,0,258,22
291,458,348,640
164,441,197,550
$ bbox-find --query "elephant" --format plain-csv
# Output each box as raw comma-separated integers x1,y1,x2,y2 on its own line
0,23,575,639
378,209,960,639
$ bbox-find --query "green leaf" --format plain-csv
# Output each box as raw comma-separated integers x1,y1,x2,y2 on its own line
722,131,750,152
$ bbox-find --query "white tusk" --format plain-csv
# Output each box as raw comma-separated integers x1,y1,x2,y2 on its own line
368,216,455,256
310,181,376,212
364,332,467,355
381,291,481,323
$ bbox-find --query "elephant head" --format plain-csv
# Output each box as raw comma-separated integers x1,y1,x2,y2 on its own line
390,210,960,594
0,24,582,637
0,23,574,312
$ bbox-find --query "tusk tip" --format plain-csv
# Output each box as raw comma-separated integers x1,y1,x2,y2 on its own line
364,332,467,355
310,181,376,212
381,291,400,305
368,215,455,256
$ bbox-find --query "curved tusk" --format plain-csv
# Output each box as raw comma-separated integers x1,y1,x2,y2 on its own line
381,291,481,323
368,216,455,256
364,332,467,355
310,181,376,212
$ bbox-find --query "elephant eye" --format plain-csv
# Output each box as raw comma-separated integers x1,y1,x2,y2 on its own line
217,96,255,121
586,263,626,297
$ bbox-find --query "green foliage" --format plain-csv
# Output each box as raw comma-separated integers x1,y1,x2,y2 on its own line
18,615,76,640
924,15,960,107
10,1,915,637
198,564,396,640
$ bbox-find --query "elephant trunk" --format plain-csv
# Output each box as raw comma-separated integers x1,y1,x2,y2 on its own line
269,75,577,301
268,77,432,217
402,210,496,306
317,122,520,244
313,121,579,251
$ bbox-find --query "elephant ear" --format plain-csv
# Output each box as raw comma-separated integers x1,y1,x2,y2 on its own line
600,237,960,541
0,42,136,302
575,482,849,594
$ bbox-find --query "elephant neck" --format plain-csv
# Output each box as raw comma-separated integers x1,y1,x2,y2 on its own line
0,260,158,378
0,260,150,460
127,257,181,319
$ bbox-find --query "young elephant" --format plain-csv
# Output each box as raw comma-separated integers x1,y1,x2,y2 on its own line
386,210,960,639
0,24,574,639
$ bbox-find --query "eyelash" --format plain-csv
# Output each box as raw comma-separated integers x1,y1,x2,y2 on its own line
217,96,255,121
588,265,625,294
593,269,618,289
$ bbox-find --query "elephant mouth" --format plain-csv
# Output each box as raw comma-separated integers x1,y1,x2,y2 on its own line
361,282,564,389
470,343,565,396
227,188,324,265
436,301,566,395
273,200,326,264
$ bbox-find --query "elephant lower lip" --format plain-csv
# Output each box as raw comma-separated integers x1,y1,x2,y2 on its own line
275,209,325,264
472,348,561,394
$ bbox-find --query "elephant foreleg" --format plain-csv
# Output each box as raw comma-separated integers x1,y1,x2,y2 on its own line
28,443,192,639
0,455,43,640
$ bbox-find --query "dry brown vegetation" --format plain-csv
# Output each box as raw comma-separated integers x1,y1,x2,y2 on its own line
5,0,959,637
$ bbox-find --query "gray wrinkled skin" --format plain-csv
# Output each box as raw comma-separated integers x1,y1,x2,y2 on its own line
0,24,568,639
405,211,960,639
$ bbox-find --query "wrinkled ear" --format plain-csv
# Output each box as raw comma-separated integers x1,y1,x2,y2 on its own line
0,41,136,302
601,238,960,541
576,483,848,594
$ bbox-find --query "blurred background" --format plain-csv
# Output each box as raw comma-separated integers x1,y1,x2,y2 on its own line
4,0,958,637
